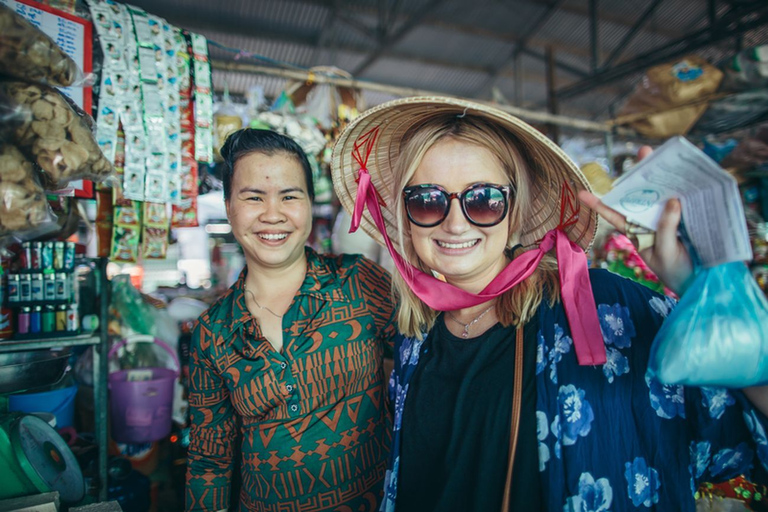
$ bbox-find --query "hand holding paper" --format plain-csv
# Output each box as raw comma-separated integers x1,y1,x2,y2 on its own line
579,143,690,295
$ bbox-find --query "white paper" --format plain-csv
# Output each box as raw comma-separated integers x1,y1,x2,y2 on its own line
601,136,752,267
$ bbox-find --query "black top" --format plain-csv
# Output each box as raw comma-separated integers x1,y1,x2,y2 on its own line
397,315,541,512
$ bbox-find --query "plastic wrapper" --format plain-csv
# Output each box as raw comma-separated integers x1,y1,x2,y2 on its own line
696,496,751,512
212,89,243,162
720,45,768,92
0,143,56,236
0,81,115,188
618,56,722,138
111,274,179,345
0,91,31,144
0,3,85,87
649,261,768,387
721,129,768,172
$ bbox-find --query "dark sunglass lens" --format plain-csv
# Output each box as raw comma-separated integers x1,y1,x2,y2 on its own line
464,186,507,225
406,188,448,226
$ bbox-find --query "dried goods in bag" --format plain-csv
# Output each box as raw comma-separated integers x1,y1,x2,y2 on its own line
0,81,115,188
0,90,31,144
0,3,84,87
0,144,54,234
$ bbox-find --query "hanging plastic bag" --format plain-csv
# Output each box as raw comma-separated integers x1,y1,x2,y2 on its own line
0,3,88,87
0,81,115,188
212,85,243,162
0,90,30,144
0,143,57,239
649,260,768,387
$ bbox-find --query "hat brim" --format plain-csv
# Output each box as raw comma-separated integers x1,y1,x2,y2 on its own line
331,96,598,254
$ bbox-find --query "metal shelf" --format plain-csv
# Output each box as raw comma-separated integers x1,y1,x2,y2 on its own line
0,334,100,352
0,257,110,502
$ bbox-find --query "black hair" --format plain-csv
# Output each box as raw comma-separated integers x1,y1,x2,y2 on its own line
220,128,315,202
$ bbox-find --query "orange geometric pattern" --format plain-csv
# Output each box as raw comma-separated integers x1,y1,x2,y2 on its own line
186,249,396,511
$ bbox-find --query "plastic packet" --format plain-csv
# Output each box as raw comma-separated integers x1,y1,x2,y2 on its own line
111,274,179,344
0,81,116,188
302,83,336,130
0,3,88,87
213,87,243,162
0,143,57,237
0,91,31,144
649,260,768,387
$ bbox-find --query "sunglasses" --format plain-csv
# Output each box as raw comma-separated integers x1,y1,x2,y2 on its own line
402,183,513,228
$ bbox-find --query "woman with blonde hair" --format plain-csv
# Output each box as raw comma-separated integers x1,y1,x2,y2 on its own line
332,97,768,511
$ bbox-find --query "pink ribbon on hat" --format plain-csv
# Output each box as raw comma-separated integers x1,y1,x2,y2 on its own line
348,127,606,366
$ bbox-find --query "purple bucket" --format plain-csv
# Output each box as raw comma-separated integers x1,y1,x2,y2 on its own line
108,337,179,444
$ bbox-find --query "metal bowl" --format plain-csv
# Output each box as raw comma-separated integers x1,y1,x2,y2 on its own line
0,349,72,394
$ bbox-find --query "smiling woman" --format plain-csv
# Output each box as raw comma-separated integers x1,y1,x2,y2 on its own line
331,96,768,512
186,129,398,512
225,150,313,274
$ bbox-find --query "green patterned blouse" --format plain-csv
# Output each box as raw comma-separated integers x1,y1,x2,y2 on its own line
186,248,397,512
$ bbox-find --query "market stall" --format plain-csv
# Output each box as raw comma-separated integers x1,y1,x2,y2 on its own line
0,0,766,511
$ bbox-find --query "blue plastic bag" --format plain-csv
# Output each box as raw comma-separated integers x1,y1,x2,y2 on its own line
649,261,768,387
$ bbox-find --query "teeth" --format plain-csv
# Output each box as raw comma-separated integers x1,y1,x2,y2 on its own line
437,240,477,249
259,233,288,240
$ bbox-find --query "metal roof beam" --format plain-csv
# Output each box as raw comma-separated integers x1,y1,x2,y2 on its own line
353,0,448,75
601,0,666,69
336,12,377,41
518,48,589,78
312,0,341,65
557,2,768,100
123,1,506,80
471,0,567,98
589,0,599,72
510,0,680,39
303,0,681,40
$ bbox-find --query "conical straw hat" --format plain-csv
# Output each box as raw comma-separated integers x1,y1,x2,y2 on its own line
331,96,597,253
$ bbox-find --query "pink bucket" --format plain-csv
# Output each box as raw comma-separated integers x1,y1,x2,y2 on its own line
108,337,179,444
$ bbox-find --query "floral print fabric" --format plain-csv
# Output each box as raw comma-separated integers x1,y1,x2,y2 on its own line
382,269,768,511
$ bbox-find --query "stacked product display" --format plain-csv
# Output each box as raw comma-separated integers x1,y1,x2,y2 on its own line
5,241,79,338
88,0,212,263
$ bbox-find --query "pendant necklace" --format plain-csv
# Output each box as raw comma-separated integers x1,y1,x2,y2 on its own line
447,303,495,338
244,286,284,319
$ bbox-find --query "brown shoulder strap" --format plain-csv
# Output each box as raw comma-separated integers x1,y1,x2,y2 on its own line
501,325,525,512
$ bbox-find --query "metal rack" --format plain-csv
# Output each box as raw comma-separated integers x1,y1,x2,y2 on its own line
0,257,110,502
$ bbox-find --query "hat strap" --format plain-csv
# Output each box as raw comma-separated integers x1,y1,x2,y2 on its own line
350,167,606,366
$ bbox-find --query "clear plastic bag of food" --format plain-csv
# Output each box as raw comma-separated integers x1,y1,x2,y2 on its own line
0,143,57,237
0,90,31,144
0,3,86,87
1,81,115,188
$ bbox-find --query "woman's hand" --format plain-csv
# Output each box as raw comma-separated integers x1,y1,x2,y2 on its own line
577,146,694,295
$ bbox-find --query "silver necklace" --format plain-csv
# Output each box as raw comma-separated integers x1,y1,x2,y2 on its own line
447,304,495,339
244,286,284,319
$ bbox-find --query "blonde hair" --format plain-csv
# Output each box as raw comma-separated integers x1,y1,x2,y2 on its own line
390,114,560,338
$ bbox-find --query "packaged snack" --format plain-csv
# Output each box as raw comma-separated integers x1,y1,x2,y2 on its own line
142,226,168,259
0,144,54,235
0,143,35,183
111,224,140,263
171,197,198,228
142,202,169,259
0,4,83,86
1,81,115,188
0,91,30,144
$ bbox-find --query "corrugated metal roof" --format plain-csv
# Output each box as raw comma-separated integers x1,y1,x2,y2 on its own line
122,0,768,134
394,24,512,71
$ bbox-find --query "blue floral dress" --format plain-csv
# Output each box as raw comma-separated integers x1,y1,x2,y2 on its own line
382,269,768,511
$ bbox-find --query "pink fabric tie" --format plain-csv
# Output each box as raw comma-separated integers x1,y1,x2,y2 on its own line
348,129,606,366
